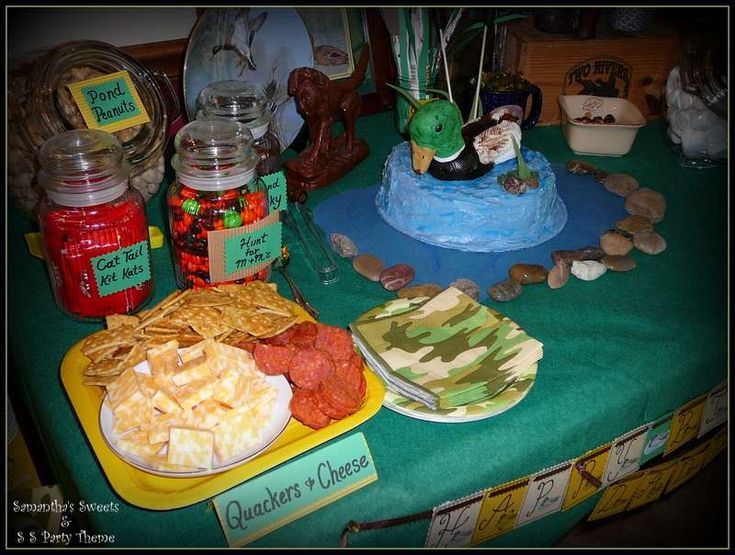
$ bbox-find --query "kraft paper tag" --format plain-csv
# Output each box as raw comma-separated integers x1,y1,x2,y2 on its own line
562,443,611,512
425,492,484,548
588,470,646,521
664,396,706,457
67,70,151,133
515,461,573,527
471,478,529,545
213,432,377,546
698,380,727,438
602,424,650,486
207,212,281,284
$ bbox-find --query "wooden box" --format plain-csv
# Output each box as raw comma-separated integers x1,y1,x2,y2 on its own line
501,19,683,126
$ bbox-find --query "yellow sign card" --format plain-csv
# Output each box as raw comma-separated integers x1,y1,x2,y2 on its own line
626,460,678,511
471,478,529,545
562,444,610,511
588,470,646,521
67,70,151,134
664,442,710,495
698,380,728,438
665,396,706,456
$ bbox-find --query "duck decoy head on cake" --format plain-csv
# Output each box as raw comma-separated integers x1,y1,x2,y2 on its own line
388,84,523,182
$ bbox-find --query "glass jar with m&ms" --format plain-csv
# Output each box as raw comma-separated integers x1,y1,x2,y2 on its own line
37,129,154,320
168,119,270,289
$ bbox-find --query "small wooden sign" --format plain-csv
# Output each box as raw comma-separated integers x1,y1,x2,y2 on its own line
213,432,377,546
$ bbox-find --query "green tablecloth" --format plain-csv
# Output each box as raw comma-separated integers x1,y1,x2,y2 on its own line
7,111,727,548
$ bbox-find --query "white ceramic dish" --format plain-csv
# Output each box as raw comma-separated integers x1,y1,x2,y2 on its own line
559,95,646,156
99,358,293,478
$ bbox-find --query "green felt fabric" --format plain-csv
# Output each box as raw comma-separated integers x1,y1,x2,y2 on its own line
7,111,727,548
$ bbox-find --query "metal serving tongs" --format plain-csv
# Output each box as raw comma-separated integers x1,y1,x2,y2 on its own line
283,202,339,285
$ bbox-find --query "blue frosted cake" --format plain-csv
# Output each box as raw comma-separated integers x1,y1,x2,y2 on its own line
376,142,567,253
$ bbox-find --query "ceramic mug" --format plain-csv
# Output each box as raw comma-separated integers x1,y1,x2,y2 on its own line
480,84,543,130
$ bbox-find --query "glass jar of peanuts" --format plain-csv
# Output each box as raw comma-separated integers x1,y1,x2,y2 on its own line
37,129,154,321
8,40,179,220
168,119,272,289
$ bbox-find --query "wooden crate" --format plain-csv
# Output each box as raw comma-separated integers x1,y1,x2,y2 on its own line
501,20,683,126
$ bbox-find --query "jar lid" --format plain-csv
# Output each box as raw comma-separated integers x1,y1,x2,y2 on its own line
196,80,273,139
172,119,258,191
37,129,131,206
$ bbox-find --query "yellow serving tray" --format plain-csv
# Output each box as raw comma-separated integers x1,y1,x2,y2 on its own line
60,305,385,510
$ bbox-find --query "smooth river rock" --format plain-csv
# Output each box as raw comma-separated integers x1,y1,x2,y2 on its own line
616,215,653,237
449,278,480,301
397,283,442,299
509,263,548,285
633,231,667,255
547,261,571,289
352,254,385,282
579,246,607,261
625,188,667,223
600,230,634,256
571,260,607,281
603,173,640,197
602,254,637,272
488,279,522,302
330,233,359,258
379,264,415,291
566,159,598,175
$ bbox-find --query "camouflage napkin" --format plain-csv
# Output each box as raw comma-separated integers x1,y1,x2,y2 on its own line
350,287,543,411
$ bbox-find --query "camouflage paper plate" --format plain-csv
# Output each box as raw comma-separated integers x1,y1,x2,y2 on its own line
381,362,538,423
350,288,543,411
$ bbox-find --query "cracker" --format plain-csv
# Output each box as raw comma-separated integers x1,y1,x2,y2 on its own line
185,289,233,308
82,326,135,358
83,356,123,377
183,306,231,339
83,374,120,387
106,314,140,329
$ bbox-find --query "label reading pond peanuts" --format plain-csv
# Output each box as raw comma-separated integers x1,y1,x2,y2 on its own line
91,240,151,297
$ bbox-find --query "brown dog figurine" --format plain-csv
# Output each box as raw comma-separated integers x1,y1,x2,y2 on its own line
287,48,370,176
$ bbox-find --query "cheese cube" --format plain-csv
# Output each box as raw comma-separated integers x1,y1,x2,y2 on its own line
179,339,210,364
112,390,153,435
147,409,193,444
167,428,214,469
136,373,157,399
116,430,165,459
173,377,218,411
152,389,183,414
192,399,229,430
144,452,198,473
171,355,213,387
213,407,262,463
146,340,180,375
212,368,244,408
106,368,142,410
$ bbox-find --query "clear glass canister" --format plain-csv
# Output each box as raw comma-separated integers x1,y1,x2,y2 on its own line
196,80,282,177
168,119,270,289
8,40,179,220
37,129,154,320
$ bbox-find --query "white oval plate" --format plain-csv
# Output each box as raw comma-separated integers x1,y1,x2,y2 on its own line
183,8,314,151
100,359,292,478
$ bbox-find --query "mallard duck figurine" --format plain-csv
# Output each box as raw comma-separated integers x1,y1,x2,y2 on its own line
389,86,523,181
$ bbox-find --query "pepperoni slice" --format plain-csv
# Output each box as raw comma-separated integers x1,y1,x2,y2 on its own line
334,353,367,401
261,326,296,346
253,343,297,376
290,388,331,429
315,374,360,420
290,321,319,348
289,348,334,390
314,324,355,363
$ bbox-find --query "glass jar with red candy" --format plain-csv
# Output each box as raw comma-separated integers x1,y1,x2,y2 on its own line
37,129,154,320
169,119,270,289
196,80,282,177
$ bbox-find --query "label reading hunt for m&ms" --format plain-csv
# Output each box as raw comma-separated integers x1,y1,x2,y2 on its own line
91,240,151,297
223,222,282,276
